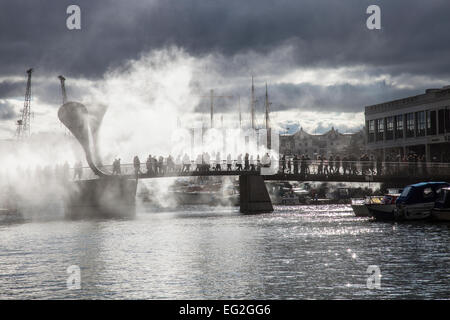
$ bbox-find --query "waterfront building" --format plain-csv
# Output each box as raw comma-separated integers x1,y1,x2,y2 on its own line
279,127,365,158
365,86,450,161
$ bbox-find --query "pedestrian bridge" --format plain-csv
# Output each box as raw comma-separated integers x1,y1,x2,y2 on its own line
73,160,450,185
57,101,450,217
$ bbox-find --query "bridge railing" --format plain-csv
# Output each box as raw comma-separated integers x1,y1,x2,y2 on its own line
69,160,450,181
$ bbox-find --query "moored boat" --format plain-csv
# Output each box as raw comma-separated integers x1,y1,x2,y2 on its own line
367,194,400,221
431,187,450,221
351,198,370,217
395,182,450,221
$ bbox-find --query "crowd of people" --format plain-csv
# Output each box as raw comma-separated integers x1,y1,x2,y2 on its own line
111,151,444,178
121,152,274,177
1,150,447,187
0,161,75,187
277,152,439,177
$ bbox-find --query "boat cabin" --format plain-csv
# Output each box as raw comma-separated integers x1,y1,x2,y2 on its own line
396,182,450,206
434,187,450,209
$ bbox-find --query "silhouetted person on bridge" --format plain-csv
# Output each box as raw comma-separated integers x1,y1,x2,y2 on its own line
305,155,311,174
227,154,232,171
293,155,299,174
317,156,323,175
350,155,358,175
195,154,202,171
112,158,121,175
204,152,211,171
151,156,157,174
300,155,306,176
329,155,334,174
157,156,164,174
281,155,286,173
323,156,329,175
133,156,142,176
236,154,243,171
335,155,341,174
215,152,221,171
250,155,256,171
146,155,153,175
244,153,250,171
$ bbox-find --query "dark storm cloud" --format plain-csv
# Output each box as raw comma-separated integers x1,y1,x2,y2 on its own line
0,80,23,98
193,80,424,114
268,82,423,113
2,0,450,118
1,0,450,78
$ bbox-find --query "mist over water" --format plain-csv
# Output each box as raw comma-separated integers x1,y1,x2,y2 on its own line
1,204,448,299
1,47,279,218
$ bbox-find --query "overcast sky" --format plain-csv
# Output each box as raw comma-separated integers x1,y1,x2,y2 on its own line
1,0,450,138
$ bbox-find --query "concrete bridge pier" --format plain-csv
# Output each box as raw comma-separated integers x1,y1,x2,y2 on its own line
239,175,274,214
64,177,137,219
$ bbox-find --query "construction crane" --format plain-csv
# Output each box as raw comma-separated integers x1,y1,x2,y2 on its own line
16,68,33,139
264,83,272,150
199,89,233,128
58,75,67,104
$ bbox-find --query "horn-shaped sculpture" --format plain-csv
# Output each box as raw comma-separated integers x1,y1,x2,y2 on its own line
58,102,110,177
88,103,108,168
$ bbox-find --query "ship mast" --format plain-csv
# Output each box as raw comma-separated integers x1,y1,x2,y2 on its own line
238,95,242,128
250,76,255,129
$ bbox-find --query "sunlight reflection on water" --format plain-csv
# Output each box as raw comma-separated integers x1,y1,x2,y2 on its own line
0,204,449,299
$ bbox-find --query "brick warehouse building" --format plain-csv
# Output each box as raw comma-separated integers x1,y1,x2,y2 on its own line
279,127,365,158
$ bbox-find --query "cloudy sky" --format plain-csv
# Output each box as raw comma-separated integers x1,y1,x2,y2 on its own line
1,0,450,142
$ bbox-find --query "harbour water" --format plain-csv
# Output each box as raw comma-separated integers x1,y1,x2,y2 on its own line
0,204,449,299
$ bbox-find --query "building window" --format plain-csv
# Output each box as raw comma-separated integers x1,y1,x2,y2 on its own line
416,111,425,137
446,108,450,133
426,110,436,135
437,108,450,134
438,109,445,134
406,113,415,138
395,115,403,139
368,120,375,142
386,117,394,140
376,118,384,141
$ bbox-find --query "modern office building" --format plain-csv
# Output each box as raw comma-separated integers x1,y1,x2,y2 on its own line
365,86,450,161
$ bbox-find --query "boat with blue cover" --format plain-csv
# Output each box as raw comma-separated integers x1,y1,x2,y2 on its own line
395,182,450,221
431,187,450,221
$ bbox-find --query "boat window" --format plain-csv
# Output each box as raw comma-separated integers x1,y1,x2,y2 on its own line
423,187,434,199
436,189,445,202
400,186,411,197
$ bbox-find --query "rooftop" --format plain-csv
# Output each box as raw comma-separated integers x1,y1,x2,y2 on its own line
365,86,450,116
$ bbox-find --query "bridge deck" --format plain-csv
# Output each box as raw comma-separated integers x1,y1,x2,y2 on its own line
73,161,450,184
